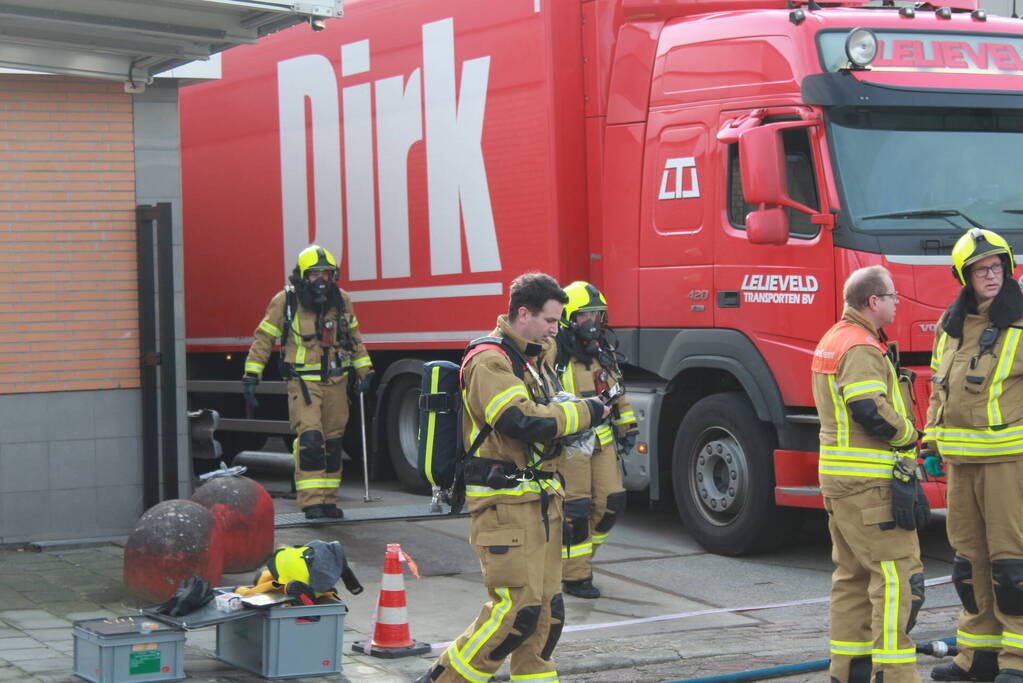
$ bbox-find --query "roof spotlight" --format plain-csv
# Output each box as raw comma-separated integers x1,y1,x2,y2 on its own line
310,17,326,31
845,27,877,68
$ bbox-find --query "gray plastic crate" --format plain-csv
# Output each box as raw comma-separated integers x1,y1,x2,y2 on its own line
73,616,185,683
216,597,348,678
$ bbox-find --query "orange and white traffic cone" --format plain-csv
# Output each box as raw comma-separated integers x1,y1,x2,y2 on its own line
351,543,431,658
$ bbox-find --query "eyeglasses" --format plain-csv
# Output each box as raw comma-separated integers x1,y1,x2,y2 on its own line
875,292,899,302
972,262,1004,278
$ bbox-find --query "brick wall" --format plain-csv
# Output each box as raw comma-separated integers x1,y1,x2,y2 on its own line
0,75,138,393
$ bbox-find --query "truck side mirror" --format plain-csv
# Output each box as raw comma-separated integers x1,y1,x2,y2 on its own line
746,207,789,245
739,125,787,206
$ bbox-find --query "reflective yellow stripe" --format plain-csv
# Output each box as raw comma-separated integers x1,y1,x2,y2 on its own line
828,376,848,447
295,478,341,489
831,640,873,655
423,368,439,484
452,587,512,679
291,316,306,364
820,446,897,459
561,543,593,559
957,630,1002,649
559,401,578,436
349,316,359,329
890,419,916,448
465,479,563,497
484,385,529,424
560,367,575,394
843,380,886,401
888,361,907,417
352,355,372,369
819,447,897,478
872,648,916,664
931,331,948,373
463,388,480,446
988,328,1021,425
259,320,281,336
881,560,899,652
595,424,614,445
245,361,264,374
510,672,559,682
295,362,339,372
1003,631,1023,650
613,410,635,425
933,425,1023,456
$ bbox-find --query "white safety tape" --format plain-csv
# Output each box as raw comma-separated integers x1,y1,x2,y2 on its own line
428,575,951,653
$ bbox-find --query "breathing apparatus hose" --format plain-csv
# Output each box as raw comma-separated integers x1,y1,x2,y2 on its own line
659,637,957,683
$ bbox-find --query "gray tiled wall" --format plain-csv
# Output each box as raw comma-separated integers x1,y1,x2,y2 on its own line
0,389,143,543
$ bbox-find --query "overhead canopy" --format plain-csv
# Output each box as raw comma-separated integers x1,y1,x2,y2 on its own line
0,0,342,83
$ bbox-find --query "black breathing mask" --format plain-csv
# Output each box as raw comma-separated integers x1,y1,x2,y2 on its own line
307,277,331,305
570,317,614,368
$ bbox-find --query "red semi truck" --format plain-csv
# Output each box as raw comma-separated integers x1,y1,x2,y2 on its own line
181,0,1023,555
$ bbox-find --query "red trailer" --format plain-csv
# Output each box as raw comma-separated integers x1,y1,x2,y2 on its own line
181,0,1023,554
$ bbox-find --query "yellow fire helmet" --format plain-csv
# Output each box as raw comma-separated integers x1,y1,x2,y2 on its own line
295,245,338,280
952,228,1015,285
560,281,608,328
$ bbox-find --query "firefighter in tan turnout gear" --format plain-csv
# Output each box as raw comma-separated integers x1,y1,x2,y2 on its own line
555,281,637,600
417,273,609,683
925,229,1023,683
811,265,928,683
242,245,373,520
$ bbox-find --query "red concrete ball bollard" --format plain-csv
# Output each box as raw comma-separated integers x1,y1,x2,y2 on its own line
123,499,223,604
190,476,275,573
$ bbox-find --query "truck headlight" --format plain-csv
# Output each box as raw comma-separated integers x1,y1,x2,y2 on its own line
845,27,877,68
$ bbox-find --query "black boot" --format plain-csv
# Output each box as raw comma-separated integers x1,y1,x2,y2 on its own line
563,577,600,599
932,651,999,681
304,505,326,520
995,671,1023,682
321,504,344,519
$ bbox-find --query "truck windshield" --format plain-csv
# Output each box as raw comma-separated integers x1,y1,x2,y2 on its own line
829,107,1023,232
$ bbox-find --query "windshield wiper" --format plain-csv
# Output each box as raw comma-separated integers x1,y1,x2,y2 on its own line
861,209,986,230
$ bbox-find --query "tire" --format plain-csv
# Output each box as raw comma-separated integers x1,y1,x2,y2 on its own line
672,392,791,556
384,373,429,492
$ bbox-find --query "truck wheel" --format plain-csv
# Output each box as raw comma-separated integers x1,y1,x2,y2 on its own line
672,392,790,556
384,373,429,492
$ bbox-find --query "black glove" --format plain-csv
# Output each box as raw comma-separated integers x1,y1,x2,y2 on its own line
891,460,923,531
914,478,931,529
353,371,374,395
242,375,259,409
285,580,317,606
617,432,637,455
153,576,213,617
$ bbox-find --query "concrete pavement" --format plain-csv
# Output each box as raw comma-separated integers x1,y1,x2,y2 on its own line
0,457,967,682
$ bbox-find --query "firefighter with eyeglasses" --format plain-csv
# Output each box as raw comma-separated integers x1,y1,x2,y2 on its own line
925,229,1023,683
554,281,637,600
241,245,373,520
812,265,927,683
416,272,609,683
